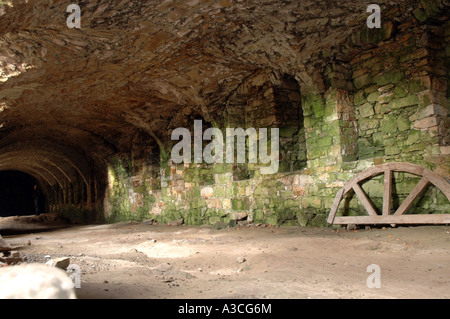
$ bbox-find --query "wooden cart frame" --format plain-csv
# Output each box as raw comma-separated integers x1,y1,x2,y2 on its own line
327,162,450,225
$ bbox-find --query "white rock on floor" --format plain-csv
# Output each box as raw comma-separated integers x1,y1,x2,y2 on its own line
0,264,76,299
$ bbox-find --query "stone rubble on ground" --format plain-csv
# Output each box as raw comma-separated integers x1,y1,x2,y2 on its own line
0,250,24,265
0,235,12,252
0,235,34,265
0,234,72,272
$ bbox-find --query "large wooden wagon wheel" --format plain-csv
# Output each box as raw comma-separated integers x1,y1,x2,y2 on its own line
327,162,450,225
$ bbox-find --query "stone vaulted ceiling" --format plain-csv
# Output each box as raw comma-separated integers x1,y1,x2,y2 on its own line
0,0,444,186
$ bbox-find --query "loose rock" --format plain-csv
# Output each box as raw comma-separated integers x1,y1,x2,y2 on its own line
167,219,183,227
214,221,228,230
0,264,76,299
142,218,154,225
45,257,71,270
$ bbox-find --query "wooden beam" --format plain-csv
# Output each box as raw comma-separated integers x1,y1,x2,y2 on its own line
333,214,450,225
383,169,392,216
353,183,378,216
394,177,429,216
386,162,424,175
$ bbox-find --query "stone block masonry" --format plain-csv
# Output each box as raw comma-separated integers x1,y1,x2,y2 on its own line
101,13,449,227
351,22,449,174
1,1,447,227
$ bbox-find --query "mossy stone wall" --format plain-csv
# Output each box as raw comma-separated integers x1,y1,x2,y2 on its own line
101,22,449,227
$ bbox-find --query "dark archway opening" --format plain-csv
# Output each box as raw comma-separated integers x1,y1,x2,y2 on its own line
0,170,46,217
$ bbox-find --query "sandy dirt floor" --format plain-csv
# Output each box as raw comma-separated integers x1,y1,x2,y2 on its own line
1,214,449,299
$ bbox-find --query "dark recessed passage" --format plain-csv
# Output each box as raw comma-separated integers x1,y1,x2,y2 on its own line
0,170,44,217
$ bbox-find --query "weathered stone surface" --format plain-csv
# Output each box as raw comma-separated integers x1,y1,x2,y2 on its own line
200,187,214,199
397,117,411,131
419,104,448,119
441,146,450,155
390,95,421,109
359,103,375,118
413,116,439,129
230,212,248,221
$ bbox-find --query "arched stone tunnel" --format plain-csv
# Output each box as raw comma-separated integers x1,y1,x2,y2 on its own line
0,0,448,225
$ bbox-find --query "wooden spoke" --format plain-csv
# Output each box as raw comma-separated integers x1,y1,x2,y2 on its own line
382,169,392,216
352,183,377,216
327,188,344,224
394,176,429,216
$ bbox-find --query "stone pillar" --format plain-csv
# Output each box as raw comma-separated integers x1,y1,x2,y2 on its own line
302,88,357,175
